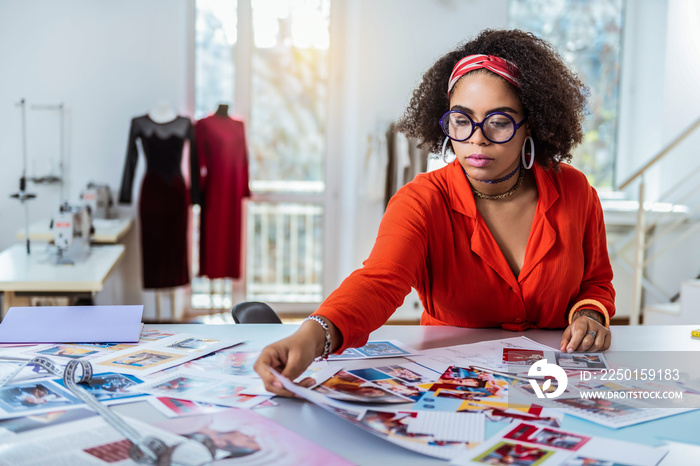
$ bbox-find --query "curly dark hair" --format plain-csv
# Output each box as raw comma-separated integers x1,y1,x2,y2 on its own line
396,29,589,168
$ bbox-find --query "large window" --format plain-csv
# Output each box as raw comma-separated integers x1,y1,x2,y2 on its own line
509,0,624,189
249,0,329,193
194,0,330,309
195,0,237,119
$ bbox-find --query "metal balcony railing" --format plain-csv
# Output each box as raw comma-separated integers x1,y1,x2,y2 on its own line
613,117,700,325
245,201,324,303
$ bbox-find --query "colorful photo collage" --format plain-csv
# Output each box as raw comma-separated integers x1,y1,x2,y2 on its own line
313,362,440,403
414,366,510,411
334,409,477,460
286,379,483,462
412,366,563,427
455,422,667,466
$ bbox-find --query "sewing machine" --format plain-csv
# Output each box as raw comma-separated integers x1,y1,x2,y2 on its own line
51,203,94,264
80,182,113,219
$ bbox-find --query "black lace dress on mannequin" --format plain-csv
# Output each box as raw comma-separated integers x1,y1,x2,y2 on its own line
119,115,199,289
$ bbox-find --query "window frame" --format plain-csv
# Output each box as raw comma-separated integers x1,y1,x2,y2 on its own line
193,0,342,313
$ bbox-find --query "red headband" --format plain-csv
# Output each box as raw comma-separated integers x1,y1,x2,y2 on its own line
447,54,520,95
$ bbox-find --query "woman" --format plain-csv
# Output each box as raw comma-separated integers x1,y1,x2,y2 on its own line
255,29,615,396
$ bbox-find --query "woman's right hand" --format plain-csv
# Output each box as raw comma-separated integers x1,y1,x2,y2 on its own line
253,318,335,397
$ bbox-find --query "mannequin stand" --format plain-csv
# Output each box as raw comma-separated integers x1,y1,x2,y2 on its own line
154,289,176,322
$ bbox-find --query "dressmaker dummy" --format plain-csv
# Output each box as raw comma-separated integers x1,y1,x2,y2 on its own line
148,99,178,123
119,100,200,319
195,104,250,280
214,103,229,117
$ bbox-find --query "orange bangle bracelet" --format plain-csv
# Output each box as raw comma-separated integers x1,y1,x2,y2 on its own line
568,299,610,328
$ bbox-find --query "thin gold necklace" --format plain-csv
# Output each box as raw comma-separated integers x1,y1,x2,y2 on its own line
471,167,525,200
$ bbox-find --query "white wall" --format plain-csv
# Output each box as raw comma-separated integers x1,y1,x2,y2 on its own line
0,0,193,318
659,0,700,205
646,0,700,313
617,0,700,197
614,0,700,314
616,0,668,190
336,0,509,280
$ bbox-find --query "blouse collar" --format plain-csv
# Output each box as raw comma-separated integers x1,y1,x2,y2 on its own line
447,159,559,217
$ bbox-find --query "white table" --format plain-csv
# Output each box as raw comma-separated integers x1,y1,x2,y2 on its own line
111,324,700,465
16,217,134,244
0,244,125,316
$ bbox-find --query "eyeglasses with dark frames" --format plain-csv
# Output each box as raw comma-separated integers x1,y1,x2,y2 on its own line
439,110,527,144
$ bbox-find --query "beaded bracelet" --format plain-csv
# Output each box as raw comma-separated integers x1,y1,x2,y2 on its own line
303,316,332,360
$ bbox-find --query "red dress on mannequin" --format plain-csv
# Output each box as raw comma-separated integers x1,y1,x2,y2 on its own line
195,113,251,279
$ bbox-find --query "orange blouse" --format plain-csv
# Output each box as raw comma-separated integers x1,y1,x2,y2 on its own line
315,160,615,352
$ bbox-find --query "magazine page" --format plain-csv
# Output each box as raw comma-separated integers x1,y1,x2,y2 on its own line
0,416,188,466
152,408,354,466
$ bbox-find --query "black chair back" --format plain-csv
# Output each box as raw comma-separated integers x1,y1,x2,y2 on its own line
231,301,282,324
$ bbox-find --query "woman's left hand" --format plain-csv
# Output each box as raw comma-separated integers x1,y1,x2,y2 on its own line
560,311,611,353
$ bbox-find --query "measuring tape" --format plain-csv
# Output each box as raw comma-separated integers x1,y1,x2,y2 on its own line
0,356,215,465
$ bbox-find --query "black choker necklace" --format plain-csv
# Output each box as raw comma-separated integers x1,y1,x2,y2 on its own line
465,163,521,184
471,167,525,200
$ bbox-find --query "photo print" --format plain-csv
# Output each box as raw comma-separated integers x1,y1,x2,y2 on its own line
327,340,419,360
139,329,175,341
503,423,590,451
167,338,220,352
313,370,413,403
34,346,99,360
101,350,179,371
55,373,144,402
503,349,546,366
472,441,554,465
555,353,607,371
0,381,80,415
